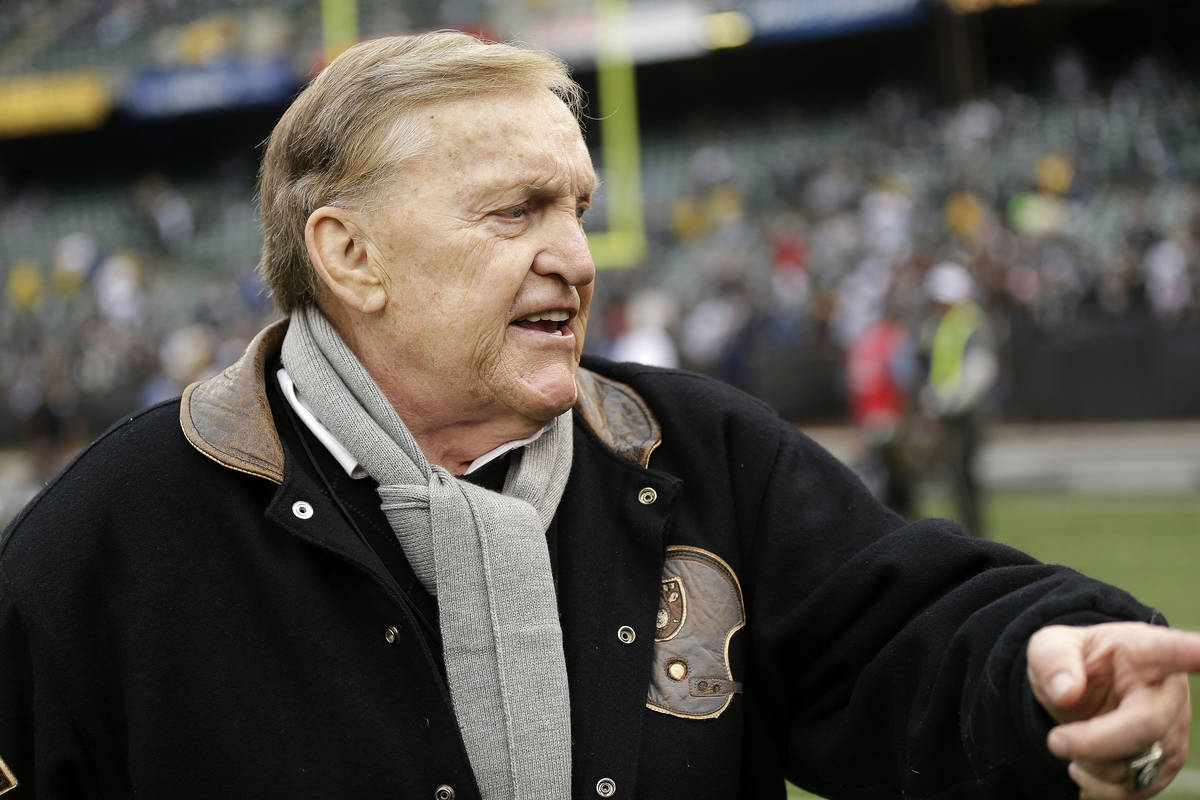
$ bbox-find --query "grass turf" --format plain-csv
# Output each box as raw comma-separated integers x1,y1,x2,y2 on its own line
787,491,1200,799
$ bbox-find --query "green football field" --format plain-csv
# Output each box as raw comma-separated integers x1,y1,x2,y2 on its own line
788,491,1200,799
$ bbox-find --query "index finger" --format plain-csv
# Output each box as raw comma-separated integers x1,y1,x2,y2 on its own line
1105,625,1200,677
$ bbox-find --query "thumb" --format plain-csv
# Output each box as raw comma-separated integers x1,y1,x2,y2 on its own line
1027,625,1088,719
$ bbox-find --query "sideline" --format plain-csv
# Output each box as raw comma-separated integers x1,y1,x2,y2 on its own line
789,769,1200,798
803,419,1200,495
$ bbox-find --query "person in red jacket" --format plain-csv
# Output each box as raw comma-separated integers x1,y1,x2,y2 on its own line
846,314,919,518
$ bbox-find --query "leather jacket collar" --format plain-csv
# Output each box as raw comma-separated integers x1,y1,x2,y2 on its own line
180,318,661,483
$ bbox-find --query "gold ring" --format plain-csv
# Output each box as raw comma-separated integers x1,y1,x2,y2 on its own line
1128,741,1165,791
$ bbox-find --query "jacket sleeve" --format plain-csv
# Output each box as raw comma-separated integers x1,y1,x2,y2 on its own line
743,425,1160,799
0,561,95,799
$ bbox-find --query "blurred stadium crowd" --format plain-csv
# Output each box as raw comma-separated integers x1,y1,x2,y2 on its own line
604,48,1200,419
1,0,1199,483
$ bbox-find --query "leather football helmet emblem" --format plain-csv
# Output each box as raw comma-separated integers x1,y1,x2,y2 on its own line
646,546,745,719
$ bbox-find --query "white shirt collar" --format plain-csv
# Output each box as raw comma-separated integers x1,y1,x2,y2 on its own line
276,367,548,478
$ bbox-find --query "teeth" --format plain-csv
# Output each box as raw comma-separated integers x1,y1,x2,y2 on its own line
521,310,570,323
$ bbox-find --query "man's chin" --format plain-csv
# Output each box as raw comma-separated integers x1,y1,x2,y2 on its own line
512,372,579,423
531,386,578,421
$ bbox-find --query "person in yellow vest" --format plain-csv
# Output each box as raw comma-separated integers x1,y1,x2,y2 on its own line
923,261,997,537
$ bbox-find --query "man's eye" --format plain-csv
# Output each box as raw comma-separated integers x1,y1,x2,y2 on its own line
496,205,528,220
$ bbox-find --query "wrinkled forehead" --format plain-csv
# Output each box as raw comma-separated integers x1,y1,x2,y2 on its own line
414,89,596,198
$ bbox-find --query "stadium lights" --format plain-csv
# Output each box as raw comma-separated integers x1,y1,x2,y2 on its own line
701,11,755,49
946,0,1039,14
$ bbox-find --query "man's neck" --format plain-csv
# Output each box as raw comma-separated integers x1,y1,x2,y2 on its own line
405,417,547,475
318,304,556,474
277,364,553,479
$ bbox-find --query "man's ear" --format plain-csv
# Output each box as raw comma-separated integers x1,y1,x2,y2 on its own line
305,206,388,314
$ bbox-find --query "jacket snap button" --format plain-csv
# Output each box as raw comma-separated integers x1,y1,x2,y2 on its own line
384,625,399,644
291,500,313,519
616,625,635,644
637,487,657,505
434,785,455,800
596,777,617,797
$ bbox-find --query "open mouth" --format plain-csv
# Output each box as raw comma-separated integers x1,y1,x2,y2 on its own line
512,309,572,336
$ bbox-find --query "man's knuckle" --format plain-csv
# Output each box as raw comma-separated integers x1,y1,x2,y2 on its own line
1128,717,1160,743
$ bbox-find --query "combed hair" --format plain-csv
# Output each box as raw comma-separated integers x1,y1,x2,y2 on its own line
257,30,582,313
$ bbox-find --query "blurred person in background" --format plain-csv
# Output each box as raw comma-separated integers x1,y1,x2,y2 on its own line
607,288,680,368
4,31,1200,800
845,302,920,520
922,261,998,538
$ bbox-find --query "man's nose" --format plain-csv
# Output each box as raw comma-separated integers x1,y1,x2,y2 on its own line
533,210,596,287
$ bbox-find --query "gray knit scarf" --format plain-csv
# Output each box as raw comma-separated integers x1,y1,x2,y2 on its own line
280,307,573,800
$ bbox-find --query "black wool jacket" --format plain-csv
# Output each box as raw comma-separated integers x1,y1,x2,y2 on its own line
0,320,1159,799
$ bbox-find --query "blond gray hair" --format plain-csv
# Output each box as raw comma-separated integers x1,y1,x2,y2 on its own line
257,31,582,313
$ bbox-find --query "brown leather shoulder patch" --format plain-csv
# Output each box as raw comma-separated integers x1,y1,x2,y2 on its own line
180,319,288,484
646,546,745,720
574,368,661,468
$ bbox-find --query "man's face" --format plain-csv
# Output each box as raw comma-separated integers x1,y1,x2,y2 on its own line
357,88,596,434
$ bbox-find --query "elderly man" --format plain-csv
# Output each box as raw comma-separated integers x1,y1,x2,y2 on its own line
2,31,1198,800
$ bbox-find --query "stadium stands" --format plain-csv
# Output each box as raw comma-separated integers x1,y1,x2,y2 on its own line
1,0,1198,461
